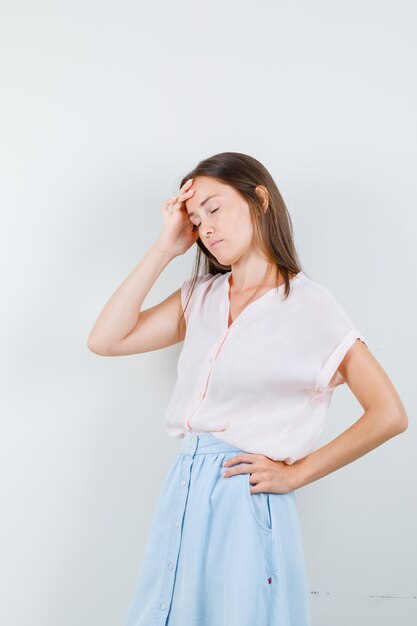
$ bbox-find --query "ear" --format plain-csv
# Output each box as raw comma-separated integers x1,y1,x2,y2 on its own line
255,185,269,213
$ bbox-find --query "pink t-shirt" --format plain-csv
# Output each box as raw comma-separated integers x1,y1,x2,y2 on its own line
163,270,367,464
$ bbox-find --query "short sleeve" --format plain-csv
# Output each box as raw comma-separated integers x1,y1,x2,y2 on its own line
312,289,368,397
180,273,213,324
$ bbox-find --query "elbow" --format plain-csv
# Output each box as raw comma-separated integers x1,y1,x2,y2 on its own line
86,334,98,353
396,411,409,433
86,338,100,354
387,408,409,435
86,335,111,356
394,398,409,432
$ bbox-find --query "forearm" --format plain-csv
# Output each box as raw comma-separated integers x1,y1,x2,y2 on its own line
292,407,408,489
87,242,176,351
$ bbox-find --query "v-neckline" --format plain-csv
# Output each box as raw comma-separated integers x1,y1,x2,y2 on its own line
223,270,303,331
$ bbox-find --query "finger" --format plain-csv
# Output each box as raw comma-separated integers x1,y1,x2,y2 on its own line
222,455,241,467
249,473,266,494
223,453,256,467
164,189,194,211
180,178,194,192
176,188,195,204
249,481,266,494
222,462,253,477
163,191,191,210
172,180,193,202
163,196,179,208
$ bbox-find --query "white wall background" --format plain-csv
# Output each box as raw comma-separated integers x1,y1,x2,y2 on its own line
1,1,416,625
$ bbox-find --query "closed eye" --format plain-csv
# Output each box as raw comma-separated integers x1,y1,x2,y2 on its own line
192,207,219,229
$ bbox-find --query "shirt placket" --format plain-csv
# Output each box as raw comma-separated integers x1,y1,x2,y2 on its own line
186,328,232,431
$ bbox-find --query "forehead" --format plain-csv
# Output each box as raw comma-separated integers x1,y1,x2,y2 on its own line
185,177,227,215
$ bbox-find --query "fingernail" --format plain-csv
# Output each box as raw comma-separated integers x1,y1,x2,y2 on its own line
222,461,228,466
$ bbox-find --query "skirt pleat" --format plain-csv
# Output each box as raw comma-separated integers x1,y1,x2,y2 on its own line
122,431,312,626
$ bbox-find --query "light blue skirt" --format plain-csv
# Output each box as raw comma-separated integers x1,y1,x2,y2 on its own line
123,431,312,626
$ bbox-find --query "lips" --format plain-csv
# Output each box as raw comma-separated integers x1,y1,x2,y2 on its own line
210,239,223,249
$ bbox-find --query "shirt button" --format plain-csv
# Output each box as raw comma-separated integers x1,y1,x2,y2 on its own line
168,562,174,570
180,479,186,486
209,356,213,362
174,521,180,528
160,602,167,610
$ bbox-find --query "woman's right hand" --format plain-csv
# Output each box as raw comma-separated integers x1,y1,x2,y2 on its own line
154,178,199,257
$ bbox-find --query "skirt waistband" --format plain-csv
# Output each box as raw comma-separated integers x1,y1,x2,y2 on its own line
179,431,244,456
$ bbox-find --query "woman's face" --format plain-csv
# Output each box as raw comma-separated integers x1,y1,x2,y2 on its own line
184,176,257,264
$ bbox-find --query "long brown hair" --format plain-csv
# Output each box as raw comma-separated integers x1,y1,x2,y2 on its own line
178,151,304,329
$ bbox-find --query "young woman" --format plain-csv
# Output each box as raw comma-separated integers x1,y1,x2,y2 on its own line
87,152,408,626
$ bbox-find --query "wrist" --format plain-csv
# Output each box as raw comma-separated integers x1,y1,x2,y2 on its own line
290,457,308,490
150,240,177,261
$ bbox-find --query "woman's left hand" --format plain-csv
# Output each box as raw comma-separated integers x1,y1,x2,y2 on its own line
222,453,299,494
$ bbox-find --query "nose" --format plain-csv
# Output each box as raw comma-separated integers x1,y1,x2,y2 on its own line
199,219,214,238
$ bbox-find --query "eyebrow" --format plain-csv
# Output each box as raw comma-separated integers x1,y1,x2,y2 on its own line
188,194,219,218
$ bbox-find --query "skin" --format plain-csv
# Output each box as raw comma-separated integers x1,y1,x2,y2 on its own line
184,176,409,494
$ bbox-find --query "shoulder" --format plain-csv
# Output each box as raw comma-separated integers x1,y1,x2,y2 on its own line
296,272,351,310
181,272,223,298
294,272,356,328
180,272,225,321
